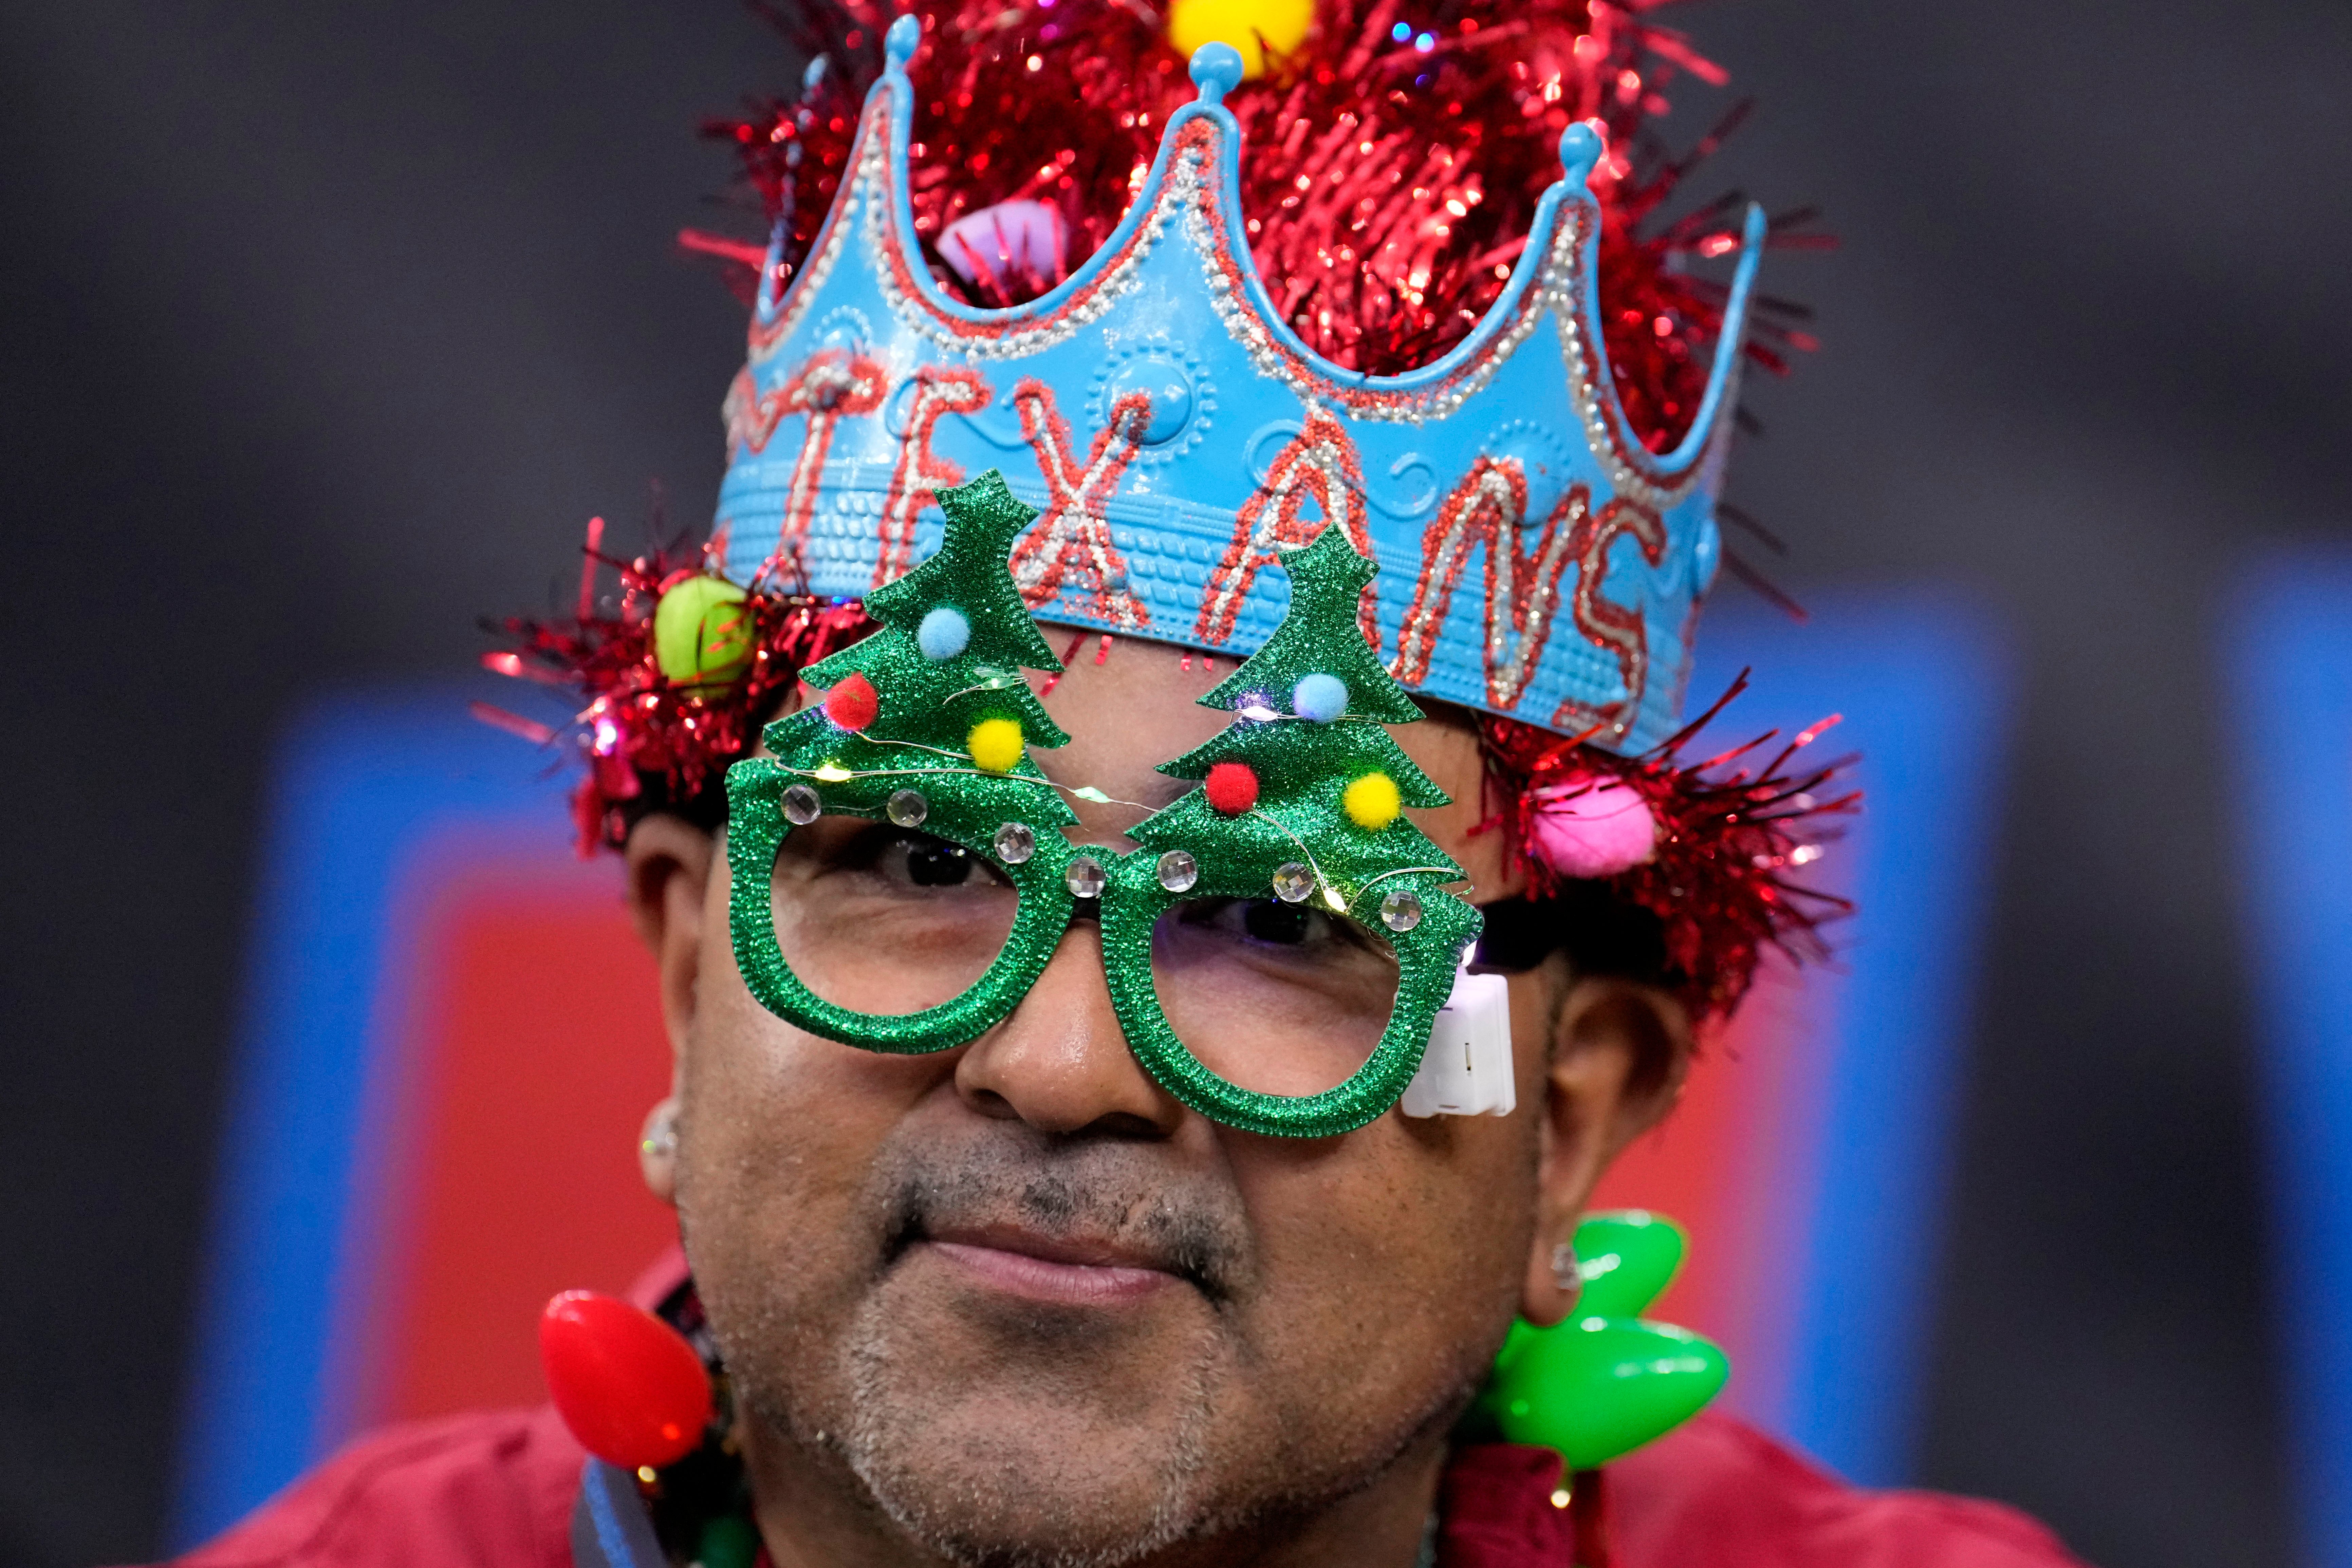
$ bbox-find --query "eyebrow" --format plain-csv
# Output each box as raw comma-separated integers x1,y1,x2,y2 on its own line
1137,772,1189,810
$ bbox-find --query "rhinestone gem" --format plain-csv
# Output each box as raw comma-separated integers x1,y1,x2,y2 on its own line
1272,862,1313,903
1379,889,1425,933
1155,850,1199,893
781,783,821,825
886,788,929,828
1067,855,1108,899
992,821,1036,865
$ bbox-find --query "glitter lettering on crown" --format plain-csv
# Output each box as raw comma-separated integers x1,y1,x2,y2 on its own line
1006,378,1155,629
873,368,991,586
1197,405,1376,651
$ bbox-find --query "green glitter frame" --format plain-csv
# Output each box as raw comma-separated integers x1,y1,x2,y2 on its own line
722,472,1484,1138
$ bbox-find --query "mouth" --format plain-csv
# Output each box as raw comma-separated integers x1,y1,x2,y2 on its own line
913,1223,1189,1307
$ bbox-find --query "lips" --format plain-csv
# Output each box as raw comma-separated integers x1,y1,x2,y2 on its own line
917,1223,1186,1307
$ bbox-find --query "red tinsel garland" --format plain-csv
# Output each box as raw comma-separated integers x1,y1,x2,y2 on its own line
482,543,876,857
1476,678,1857,1018
706,0,1816,452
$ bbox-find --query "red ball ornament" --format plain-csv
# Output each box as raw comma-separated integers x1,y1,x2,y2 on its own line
823,672,879,731
539,1290,713,1471
1204,761,1259,816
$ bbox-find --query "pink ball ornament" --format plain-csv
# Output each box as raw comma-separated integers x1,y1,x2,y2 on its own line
939,200,1067,295
1528,778,1659,879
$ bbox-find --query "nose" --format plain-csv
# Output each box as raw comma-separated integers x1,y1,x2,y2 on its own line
953,917,1185,1137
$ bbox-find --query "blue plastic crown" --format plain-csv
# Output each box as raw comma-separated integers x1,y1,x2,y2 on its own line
713,18,1764,751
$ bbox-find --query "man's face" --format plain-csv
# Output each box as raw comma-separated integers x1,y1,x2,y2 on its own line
667,640,1580,1567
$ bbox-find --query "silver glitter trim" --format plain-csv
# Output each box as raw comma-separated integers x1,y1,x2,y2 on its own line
745,107,873,368
866,130,1199,361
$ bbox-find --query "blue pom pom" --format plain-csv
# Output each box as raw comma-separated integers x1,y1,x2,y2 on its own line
917,606,971,661
1292,673,1348,723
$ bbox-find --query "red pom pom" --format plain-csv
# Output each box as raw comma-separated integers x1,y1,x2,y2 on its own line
1204,761,1259,817
539,1290,713,1470
823,672,879,731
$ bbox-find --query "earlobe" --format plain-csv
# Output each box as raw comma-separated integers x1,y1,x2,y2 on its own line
638,1097,681,1206
624,814,718,1060
1518,975,1692,1326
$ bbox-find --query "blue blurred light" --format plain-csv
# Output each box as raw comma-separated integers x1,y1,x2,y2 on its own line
2224,552,2352,1568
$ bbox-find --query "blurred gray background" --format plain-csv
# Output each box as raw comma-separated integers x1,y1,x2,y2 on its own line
5,1,2349,1562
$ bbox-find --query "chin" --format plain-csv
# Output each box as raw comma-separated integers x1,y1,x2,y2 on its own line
845,1431,1208,1568
831,1278,1237,1567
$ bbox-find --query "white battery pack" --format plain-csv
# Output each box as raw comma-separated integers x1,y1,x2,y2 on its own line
1399,966,1516,1118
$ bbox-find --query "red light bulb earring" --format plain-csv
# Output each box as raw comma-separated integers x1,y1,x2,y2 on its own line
540,1292,713,1473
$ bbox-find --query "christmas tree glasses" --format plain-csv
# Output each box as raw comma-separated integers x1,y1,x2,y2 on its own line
723,474,1482,1139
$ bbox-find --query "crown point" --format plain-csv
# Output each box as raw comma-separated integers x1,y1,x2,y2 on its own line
1558,123,1603,190
1741,201,1768,249
885,13,921,69
1189,41,1246,105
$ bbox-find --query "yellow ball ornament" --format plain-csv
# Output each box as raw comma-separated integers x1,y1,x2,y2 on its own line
651,575,754,693
1166,0,1314,80
1342,770,1402,832
967,717,1025,774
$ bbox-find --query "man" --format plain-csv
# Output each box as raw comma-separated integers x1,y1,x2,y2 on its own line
173,623,2076,1568
167,2,2089,1563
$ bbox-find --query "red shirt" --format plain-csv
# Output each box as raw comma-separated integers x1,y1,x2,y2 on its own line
162,1402,2085,1568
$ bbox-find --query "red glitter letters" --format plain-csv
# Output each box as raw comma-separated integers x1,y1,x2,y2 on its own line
1006,377,1153,629
1196,406,1379,652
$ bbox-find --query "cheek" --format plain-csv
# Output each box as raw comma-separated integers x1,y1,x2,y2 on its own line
672,915,956,1327
1227,1120,1533,1427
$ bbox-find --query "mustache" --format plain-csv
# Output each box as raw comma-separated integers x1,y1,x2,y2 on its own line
870,1135,1251,1304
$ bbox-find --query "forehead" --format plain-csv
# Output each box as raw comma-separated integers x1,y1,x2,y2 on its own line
1025,634,1230,813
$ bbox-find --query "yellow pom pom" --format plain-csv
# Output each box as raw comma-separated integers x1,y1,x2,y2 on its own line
1343,771,1402,831
968,717,1025,774
1166,0,1314,80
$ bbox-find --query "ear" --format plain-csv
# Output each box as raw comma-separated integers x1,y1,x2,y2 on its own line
1518,974,1692,1327
624,810,717,1101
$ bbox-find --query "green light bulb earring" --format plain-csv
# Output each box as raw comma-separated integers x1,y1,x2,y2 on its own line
1471,1210,1729,1471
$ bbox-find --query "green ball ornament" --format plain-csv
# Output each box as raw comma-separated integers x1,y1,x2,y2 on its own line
653,575,755,692
1486,1316,1729,1471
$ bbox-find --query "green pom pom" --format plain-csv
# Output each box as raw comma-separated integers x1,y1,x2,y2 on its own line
653,575,754,692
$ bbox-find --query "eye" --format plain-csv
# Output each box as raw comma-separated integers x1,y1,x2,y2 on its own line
875,841,1002,889
1181,897,1358,951
1241,899,1313,945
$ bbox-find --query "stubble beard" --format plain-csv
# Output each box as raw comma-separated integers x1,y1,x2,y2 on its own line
704,1148,1274,1568
826,1299,1227,1568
